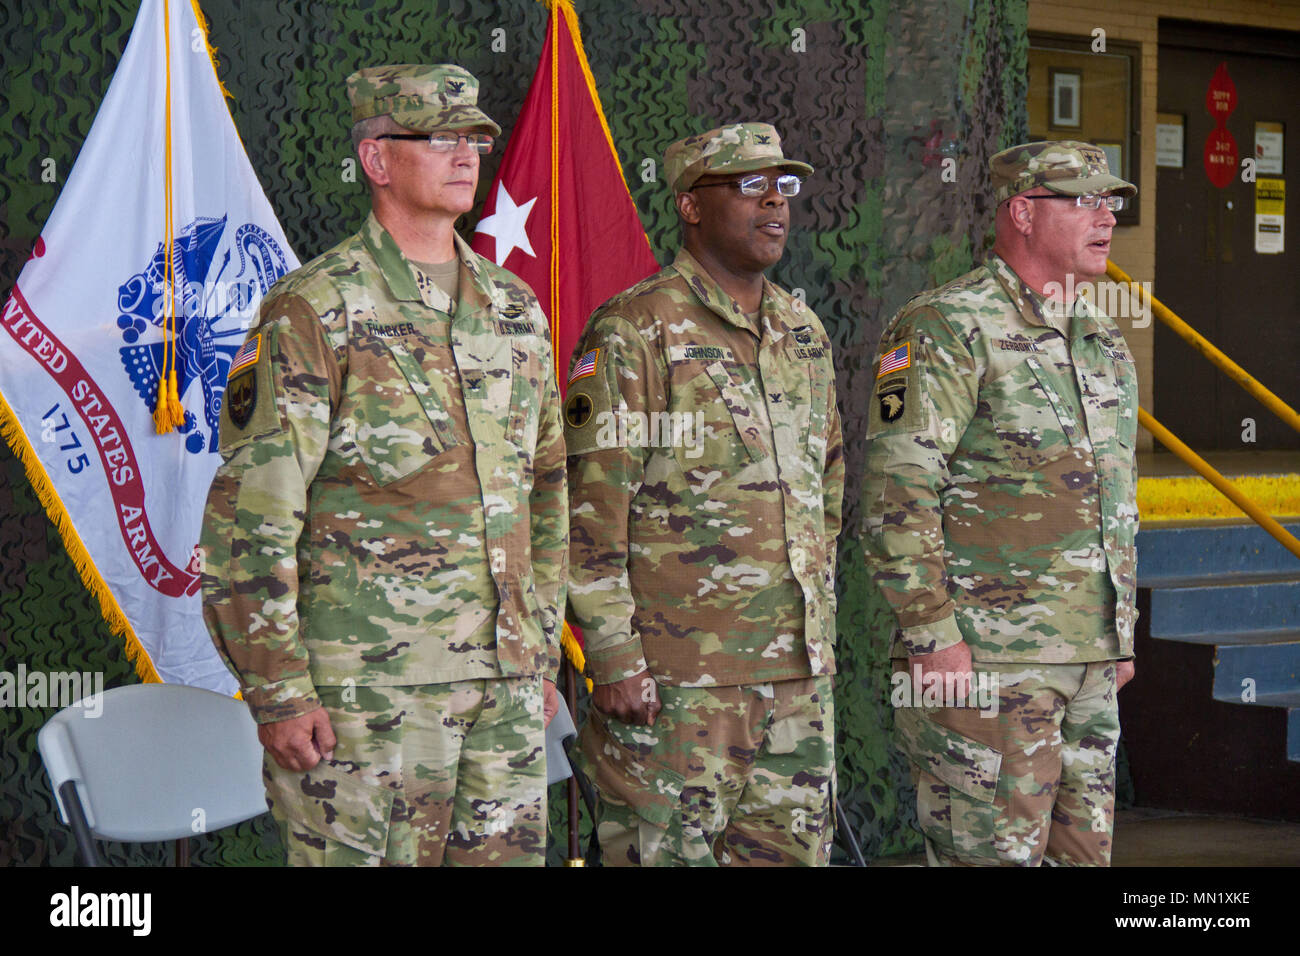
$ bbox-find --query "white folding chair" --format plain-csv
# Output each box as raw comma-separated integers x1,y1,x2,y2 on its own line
546,696,577,785
38,683,267,866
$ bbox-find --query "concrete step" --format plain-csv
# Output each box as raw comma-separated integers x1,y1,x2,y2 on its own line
1123,593,1300,817
1137,521,1300,585
1147,578,1300,637
1211,635,1300,700
1132,519,1300,790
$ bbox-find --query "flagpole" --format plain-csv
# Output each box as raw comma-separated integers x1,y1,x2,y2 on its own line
477,0,658,862
548,0,588,868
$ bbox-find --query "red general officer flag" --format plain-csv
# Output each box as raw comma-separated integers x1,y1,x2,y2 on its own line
472,0,659,391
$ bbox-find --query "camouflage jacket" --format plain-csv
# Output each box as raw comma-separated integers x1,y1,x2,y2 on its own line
565,248,844,687
200,214,567,723
861,254,1138,663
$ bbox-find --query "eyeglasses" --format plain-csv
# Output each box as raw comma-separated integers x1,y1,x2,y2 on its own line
693,173,803,198
375,131,495,154
1028,193,1125,212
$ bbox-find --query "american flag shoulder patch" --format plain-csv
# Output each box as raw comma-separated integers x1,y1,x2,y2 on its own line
569,348,599,385
229,334,261,379
877,342,910,377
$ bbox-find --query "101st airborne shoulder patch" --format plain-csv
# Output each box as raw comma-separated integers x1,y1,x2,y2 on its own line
869,339,925,435
564,347,614,455
218,328,285,452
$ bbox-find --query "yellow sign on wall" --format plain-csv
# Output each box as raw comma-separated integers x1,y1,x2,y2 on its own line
1255,177,1285,254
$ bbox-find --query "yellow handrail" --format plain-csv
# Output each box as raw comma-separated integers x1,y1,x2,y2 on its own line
1108,260,1300,435
1108,260,1299,558
1139,407,1300,560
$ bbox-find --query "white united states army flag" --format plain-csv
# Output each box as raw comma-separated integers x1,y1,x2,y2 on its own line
0,0,298,692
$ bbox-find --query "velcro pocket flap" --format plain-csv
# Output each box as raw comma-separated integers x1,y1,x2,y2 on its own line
577,709,685,829
893,708,1002,805
268,759,395,856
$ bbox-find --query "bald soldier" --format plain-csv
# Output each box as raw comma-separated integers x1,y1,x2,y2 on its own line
861,141,1139,866
565,124,844,866
200,65,567,866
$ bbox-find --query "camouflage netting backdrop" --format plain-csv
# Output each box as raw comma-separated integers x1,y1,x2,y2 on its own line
0,0,1027,864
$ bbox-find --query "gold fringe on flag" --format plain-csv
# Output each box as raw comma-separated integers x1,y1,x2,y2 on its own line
0,390,161,683
544,1,599,693
560,621,593,693
189,0,233,100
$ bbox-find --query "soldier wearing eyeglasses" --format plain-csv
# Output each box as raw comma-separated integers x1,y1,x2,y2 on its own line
861,140,1139,866
564,123,844,866
199,65,567,866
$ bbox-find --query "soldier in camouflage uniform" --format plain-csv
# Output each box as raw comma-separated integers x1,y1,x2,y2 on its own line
566,124,844,866
861,141,1139,866
200,65,567,866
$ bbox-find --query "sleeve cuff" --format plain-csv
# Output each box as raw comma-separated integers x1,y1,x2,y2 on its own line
587,638,650,685
899,615,965,658
242,675,322,724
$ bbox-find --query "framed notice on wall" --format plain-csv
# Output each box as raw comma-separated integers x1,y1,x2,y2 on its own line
1050,69,1082,128
1156,112,1185,168
1097,141,1123,180
1256,121,1284,175
1255,177,1284,254
1030,35,1140,224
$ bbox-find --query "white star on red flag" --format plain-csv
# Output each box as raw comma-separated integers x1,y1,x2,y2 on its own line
474,182,538,266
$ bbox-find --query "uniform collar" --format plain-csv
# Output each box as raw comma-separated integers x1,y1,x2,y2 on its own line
987,253,1110,342
988,253,1078,335
359,212,496,318
671,247,786,341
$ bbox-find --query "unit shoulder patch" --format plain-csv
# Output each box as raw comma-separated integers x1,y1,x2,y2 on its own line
564,347,615,455
877,341,911,377
867,340,926,435
218,326,286,452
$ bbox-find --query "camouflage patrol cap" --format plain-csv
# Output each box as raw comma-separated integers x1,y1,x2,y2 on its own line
990,140,1136,203
346,64,501,137
664,123,813,194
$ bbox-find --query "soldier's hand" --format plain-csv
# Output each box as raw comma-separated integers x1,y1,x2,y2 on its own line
593,670,661,726
1116,659,1136,690
543,678,560,728
259,708,337,772
908,641,974,705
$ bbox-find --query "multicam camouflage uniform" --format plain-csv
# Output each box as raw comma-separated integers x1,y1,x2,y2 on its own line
200,207,567,862
566,125,843,866
861,141,1139,866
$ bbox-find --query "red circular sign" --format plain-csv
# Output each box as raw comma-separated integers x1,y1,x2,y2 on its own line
1205,62,1237,120
1204,127,1238,188
1203,62,1238,188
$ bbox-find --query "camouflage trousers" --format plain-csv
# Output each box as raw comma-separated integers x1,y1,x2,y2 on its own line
894,660,1120,866
577,676,836,866
263,676,546,866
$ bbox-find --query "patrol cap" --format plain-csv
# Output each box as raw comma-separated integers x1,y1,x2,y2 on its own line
990,140,1136,203
346,64,501,137
664,123,813,194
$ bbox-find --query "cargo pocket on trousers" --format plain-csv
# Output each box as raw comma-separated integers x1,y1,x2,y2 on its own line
578,708,685,832
893,707,1003,864
265,758,395,859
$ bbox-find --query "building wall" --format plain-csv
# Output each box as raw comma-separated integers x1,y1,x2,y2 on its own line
1028,0,1300,451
